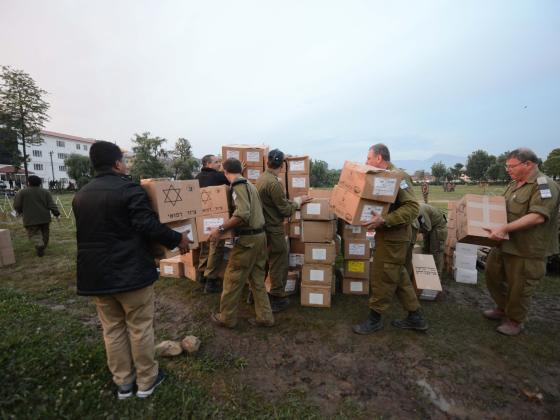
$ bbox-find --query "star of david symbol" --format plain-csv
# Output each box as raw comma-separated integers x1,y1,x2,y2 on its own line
201,190,211,204
163,184,182,207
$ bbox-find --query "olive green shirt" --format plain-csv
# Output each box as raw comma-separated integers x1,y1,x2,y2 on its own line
417,203,447,233
256,169,298,233
13,186,60,227
231,177,266,231
500,169,560,258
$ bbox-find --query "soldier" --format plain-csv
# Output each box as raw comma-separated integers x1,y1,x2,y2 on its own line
421,181,429,203
256,149,312,312
195,154,230,293
414,203,448,277
353,144,427,334
207,158,274,328
483,148,560,336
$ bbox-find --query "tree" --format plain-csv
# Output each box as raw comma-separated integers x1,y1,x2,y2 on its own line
543,148,560,179
431,161,447,183
0,66,50,182
448,163,464,180
65,154,93,189
170,138,199,180
129,132,171,180
466,150,496,181
413,170,426,182
310,159,339,187
0,111,22,167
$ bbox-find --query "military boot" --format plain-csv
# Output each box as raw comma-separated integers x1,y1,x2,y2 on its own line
204,278,222,294
352,310,383,335
391,311,428,331
268,294,290,313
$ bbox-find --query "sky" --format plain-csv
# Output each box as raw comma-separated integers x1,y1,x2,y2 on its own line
1,0,559,168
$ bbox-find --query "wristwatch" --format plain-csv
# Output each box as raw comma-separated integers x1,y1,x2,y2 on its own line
218,225,225,234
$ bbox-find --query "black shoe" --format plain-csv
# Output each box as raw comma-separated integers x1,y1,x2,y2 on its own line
269,294,290,313
36,247,45,257
204,278,222,294
117,383,135,400
196,272,206,285
391,311,428,331
352,310,383,335
137,370,165,399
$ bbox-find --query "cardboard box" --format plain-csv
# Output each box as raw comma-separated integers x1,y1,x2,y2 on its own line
195,212,233,241
285,156,310,174
300,220,336,243
340,223,368,240
289,222,301,239
179,253,198,281
455,243,479,256
0,229,12,248
301,198,336,221
290,210,301,223
289,253,304,268
411,254,442,301
160,256,184,278
222,144,268,167
243,167,263,182
287,173,310,198
265,270,300,296
343,239,370,260
200,185,230,216
0,247,16,266
456,194,508,247
338,161,401,203
454,267,478,284
141,179,202,223
344,259,370,279
330,185,390,225
290,238,306,254
308,188,332,199
304,242,336,264
300,283,331,307
152,218,199,259
302,263,334,285
342,277,369,295
453,251,477,270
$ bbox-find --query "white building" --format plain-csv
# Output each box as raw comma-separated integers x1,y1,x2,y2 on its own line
19,130,96,188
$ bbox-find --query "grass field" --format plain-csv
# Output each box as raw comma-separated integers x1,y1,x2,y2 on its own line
2,186,560,418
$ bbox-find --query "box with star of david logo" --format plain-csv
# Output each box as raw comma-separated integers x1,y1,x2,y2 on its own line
141,178,202,223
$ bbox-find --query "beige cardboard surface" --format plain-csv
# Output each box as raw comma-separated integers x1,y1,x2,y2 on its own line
195,212,233,241
330,185,390,225
200,185,230,216
342,278,369,295
160,256,184,278
304,242,336,264
222,144,268,167
343,239,371,260
287,173,310,198
340,222,368,240
456,194,508,246
141,179,202,223
411,254,442,297
301,263,334,285
300,220,336,243
338,160,401,202
301,198,336,221
308,188,333,199
285,156,310,174
300,283,332,307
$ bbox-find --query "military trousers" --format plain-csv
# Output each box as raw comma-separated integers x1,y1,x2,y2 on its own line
217,233,274,327
266,230,289,296
25,223,50,251
198,239,225,279
422,227,447,277
485,248,546,323
369,237,420,314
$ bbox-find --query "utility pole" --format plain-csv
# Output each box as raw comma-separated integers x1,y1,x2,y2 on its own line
49,150,55,186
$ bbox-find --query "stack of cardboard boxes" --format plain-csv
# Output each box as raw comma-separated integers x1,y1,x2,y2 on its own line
444,200,458,274
222,144,268,185
453,243,479,284
285,156,310,199
0,229,16,267
340,223,371,295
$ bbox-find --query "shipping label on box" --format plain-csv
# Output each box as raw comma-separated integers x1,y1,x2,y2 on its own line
344,239,370,260
286,156,310,174
141,179,202,223
300,220,336,243
160,256,184,278
266,270,300,296
287,173,310,197
243,167,262,181
288,253,304,268
411,254,442,300
338,161,401,203
456,194,508,247
304,242,336,264
300,283,332,307
342,278,369,295
341,222,368,240
200,185,230,216
301,198,335,221
195,212,233,241
330,185,389,225
344,259,370,279
302,263,333,285
289,223,301,239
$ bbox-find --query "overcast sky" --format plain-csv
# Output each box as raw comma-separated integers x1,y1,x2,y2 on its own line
1,0,558,167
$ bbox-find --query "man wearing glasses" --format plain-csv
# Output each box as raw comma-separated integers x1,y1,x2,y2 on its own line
482,148,559,336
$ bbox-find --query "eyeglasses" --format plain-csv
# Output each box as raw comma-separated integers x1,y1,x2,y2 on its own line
505,162,525,170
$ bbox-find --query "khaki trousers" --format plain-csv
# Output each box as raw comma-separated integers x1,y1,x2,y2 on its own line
266,231,289,296
93,285,158,391
25,223,50,250
198,240,225,279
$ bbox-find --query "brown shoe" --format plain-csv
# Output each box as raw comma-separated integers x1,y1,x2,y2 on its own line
483,308,505,320
496,320,523,336
247,318,275,328
210,312,234,329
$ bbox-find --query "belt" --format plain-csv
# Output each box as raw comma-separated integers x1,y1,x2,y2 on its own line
235,228,265,236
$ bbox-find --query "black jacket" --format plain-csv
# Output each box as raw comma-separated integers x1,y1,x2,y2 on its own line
195,167,229,188
72,171,182,296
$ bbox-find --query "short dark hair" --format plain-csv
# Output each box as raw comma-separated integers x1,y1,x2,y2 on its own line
507,148,539,164
222,158,242,174
267,149,285,169
201,154,216,167
28,175,42,187
369,143,391,162
89,141,123,171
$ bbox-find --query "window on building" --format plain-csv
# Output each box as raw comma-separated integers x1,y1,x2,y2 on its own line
76,144,81,150
83,145,88,151
32,150,42,157
57,153,68,160
59,165,67,172
56,140,65,147
33,163,44,171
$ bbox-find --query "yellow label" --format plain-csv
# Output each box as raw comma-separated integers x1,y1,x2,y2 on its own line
347,261,365,273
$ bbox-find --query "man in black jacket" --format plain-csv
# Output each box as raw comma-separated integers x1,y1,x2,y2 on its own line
72,141,191,400
194,154,229,292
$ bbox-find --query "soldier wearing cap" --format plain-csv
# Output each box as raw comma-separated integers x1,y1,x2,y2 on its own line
482,148,560,336
256,149,312,312
353,143,427,335
207,158,274,328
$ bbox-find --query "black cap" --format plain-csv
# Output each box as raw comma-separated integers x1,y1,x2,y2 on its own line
268,149,284,164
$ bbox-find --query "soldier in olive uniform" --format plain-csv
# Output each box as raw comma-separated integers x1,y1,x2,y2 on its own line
410,203,448,277
208,158,274,328
353,144,427,334
256,149,312,312
483,148,560,336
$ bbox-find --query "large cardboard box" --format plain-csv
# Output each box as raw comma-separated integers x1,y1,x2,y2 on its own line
453,251,477,270
455,242,479,256
243,167,263,183
308,188,332,199
287,173,310,198
340,223,368,240
0,229,12,248
456,194,508,246
342,277,369,295
196,212,233,241
304,242,336,264
0,229,15,267
289,222,301,239
285,156,310,174
300,220,336,243
141,179,202,223
222,144,268,167
411,254,442,301
289,238,305,268
266,270,300,296
301,198,336,221
302,263,334,286
200,185,229,216
160,256,184,278
454,267,478,284
152,218,199,259
343,239,370,260
344,259,370,279
179,253,198,281
330,185,390,225
338,161,401,203
300,283,331,307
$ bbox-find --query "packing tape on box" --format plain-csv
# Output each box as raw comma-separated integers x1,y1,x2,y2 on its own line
466,196,503,228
